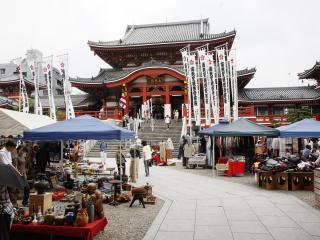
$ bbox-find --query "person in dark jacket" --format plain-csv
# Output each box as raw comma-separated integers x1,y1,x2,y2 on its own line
36,143,50,172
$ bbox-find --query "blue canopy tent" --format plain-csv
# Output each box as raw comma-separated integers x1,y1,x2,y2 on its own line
23,115,135,191
277,118,320,138
23,115,135,140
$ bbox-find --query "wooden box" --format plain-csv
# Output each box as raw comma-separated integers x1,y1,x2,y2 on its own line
261,172,276,190
275,172,289,191
314,169,320,206
29,192,53,215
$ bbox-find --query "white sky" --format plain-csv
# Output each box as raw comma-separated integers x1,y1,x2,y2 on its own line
1,0,319,88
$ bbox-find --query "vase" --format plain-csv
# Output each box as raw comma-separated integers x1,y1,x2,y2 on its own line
34,180,49,194
76,208,88,226
87,201,94,223
65,212,75,226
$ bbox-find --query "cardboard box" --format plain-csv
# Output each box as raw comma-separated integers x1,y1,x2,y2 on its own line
29,192,53,215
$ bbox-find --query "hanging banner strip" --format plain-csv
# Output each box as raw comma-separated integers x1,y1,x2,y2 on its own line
43,56,56,120
27,58,42,115
13,58,29,113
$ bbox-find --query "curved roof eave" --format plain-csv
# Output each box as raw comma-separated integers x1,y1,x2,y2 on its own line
88,31,236,49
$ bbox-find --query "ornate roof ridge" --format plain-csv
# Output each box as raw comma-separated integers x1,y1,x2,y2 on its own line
125,18,209,31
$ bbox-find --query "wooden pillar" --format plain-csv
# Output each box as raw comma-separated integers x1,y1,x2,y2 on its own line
165,86,170,104
143,86,147,103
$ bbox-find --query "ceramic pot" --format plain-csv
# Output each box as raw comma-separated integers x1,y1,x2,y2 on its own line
75,208,88,226
34,180,49,194
44,213,55,225
65,212,75,226
54,215,65,226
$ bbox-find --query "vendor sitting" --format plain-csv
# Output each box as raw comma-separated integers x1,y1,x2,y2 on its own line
301,145,312,159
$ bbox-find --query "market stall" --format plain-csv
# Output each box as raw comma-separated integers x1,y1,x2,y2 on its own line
200,118,279,176
12,115,135,240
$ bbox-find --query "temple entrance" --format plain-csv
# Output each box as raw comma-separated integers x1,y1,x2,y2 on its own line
152,97,164,119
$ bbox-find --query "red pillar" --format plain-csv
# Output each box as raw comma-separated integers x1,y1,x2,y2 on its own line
143,86,147,103
125,96,129,115
165,86,170,104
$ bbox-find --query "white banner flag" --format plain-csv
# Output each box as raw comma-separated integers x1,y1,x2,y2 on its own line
217,49,231,121
188,53,201,126
228,50,238,120
57,54,75,119
13,58,29,113
197,47,211,126
43,56,56,120
27,59,42,115
206,53,220,124
181,48,193,135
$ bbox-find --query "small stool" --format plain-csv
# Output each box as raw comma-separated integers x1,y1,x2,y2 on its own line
129,187,146,208
109,179,122,206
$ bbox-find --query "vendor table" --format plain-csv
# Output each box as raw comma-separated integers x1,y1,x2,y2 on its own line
11,217,108,240
228,161,245,177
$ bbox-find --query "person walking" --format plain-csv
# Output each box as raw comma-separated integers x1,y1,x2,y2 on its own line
100,141,108,164
14,145,29,206
165,115,171,130
115,146,126,175
150,117,155,132
142,141,152,176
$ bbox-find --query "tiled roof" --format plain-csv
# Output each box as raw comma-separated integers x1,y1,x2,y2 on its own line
88,18,236,47
238,86,320,102
298,61,320,80
70,61,254,84
40,94,97,108
0,74,37,86
0,96,16,106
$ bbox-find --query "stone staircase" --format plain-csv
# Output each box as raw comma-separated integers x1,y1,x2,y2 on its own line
85,119,182,159
137,119,182,158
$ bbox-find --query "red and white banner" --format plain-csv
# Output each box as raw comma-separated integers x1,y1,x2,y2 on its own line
187,53,201,126
228,50,238,120
43,56,56,120
27,59,42,115
57,54,75,119
216,49,231,121
206,53,220,124
13,58,29,113
197,47,211,126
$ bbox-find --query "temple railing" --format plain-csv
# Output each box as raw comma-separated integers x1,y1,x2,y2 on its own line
74,109,122,120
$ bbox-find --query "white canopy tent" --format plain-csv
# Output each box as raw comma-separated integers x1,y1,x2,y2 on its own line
0,108,56,136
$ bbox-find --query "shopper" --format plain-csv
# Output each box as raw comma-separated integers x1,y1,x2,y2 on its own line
36,143,50,172
129,145,140,183
100,141,108,163
14,145,29,206
150,117,155,132
0,140,16,165
115,146,126,175
142,141,152,176
165,115,171,130
0,185,14,240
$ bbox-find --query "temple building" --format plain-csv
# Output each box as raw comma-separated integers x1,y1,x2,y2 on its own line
68,18,320,125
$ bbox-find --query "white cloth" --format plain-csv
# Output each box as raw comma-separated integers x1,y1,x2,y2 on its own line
143,145,152,160
0,147,12,164
272,138,280,150
166,138,174,150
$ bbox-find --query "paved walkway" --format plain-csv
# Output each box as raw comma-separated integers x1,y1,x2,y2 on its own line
136,165,320,240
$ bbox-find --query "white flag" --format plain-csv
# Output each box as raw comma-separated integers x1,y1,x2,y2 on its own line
43,56,56,121
197,47,211,126
57,54,75,119
228,50,238,120
217,49,231,121
27,58,42,115
13,58,29,113
206,53,220,124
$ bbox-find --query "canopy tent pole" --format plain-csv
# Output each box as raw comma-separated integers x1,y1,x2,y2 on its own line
119,140,123,192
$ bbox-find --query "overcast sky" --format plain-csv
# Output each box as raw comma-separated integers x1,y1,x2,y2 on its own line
1,0,319,88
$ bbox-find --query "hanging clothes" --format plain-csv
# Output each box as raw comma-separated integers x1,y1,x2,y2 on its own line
159,141,166,162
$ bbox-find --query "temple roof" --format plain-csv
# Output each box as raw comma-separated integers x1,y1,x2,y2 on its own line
239,86,320,102
88,18,236,48
70,61,255,85
40,94,97,108
298,61,320,80
0,74,46,89
0,96,16,107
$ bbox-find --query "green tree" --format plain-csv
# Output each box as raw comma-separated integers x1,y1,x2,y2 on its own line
287,106,312,123
13,98,34,113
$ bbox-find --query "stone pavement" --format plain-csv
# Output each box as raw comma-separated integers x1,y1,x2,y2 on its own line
136,165,320,240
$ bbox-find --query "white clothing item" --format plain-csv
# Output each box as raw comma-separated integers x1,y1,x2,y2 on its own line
165,117,171,124
0,147,12,164
166,138,174,150
272,138,280,150
143,145,152,160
